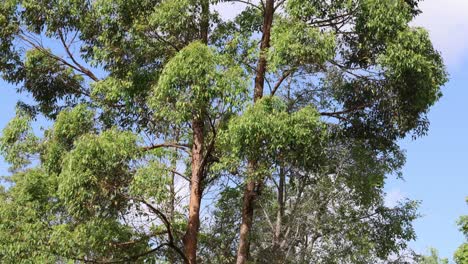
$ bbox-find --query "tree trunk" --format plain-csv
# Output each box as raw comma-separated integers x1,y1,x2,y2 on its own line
273,167,285,263
183,118,204,264
236,1,275,263
253,0,274,101
168,145,177,264
274,167,285,246
183,1,210,263
236,163,257,264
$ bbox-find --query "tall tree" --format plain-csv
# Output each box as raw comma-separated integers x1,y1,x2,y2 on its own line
223,0,446,262
0,0,446,263
0,0,247,262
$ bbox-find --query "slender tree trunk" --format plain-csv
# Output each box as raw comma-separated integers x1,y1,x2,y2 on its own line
236,163,257,264
273,167,285,263
183,118,204,264
274,167,285,246
183,2,210,263
253,0,274,102
236,1,275,263
168,142,177,264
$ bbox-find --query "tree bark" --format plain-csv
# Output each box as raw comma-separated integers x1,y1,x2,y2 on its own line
168,142,177,264
273,167,285,263
236,1,275,263
274,167,285,247
253,0,274,102
183,118,204,264
182,1,210,263
236,163,257,264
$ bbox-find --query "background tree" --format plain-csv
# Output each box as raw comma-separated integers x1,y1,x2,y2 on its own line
418,248,449,264
454,198,468,264
212,0,447,263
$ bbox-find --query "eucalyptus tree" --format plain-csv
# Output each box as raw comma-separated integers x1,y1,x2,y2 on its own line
200,131,420,263
213,0,447,263
0,0,247,263
0,0,446,264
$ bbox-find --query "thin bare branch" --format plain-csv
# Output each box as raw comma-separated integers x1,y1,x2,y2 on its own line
142,142,190,152
58,30,99,81
271,70,293,96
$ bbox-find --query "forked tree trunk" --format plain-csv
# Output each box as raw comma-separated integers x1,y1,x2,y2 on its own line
236,1,275,263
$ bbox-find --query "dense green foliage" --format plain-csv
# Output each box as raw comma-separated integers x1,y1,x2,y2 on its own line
0,0,447,263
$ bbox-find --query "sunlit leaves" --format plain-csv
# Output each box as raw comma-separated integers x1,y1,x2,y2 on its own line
58,128,139,218
91,76,134,105
269,18,336,71
454,243,468,264
356,0,413,42
151,41,248,124
0,168,57,263
0,109,39,172
50,218,149,261
0,0,450,262
21,0,89,35
130,160,171,202
42,104,95,174
220,97,327,174
146,0,199,46
454,198,468,264
0,0,20,78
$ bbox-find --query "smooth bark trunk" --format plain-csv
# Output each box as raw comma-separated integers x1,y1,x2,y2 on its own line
183,118,204,264
236,1,275,263
236,164,257,264
183,1,210,263
274,167,285,246
168,148,177,264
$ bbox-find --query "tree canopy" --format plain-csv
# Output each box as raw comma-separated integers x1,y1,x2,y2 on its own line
0,0,447,263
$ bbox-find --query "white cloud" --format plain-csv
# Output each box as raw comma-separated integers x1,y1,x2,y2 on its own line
412,0,468,69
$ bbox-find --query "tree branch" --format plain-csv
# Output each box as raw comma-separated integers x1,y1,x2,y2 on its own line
142,142,190,152
319,103,370,117
225,0,262,11
19,33,100,82
58,30,99,82
271,70,293,96
138,199,189,263
274,0,287,10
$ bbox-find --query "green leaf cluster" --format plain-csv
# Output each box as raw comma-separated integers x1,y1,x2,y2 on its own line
151,41,248,124
269,18,336,71
0,109,39,172
58,128,138,218
219,97,327,176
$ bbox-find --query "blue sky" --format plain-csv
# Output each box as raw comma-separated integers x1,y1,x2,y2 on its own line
386,61,468,260
1,0,467,261
383,0,468,260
